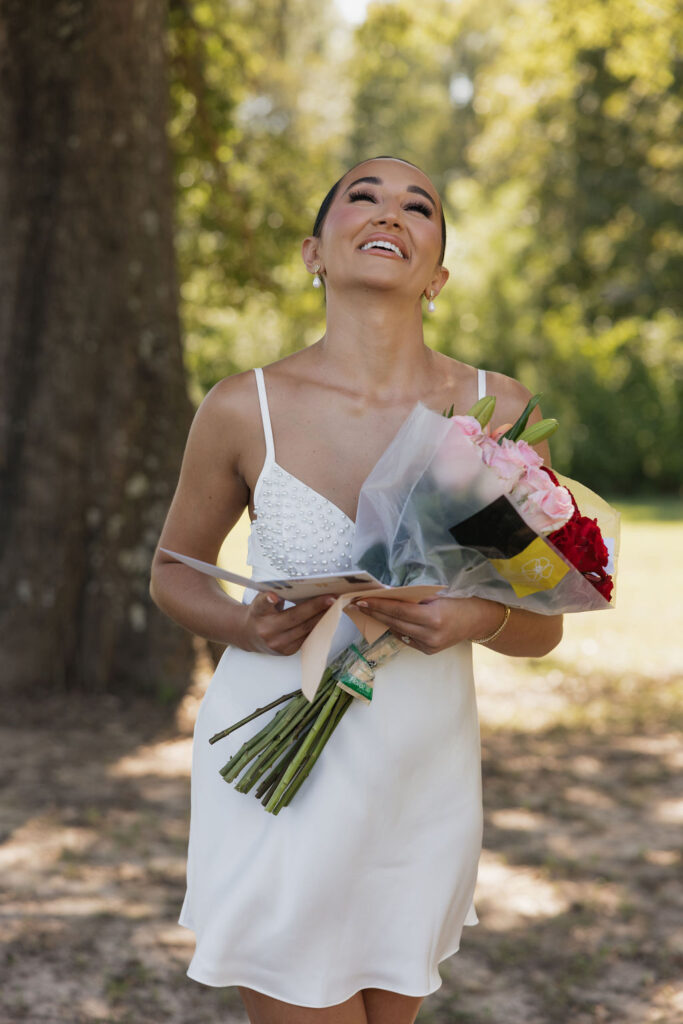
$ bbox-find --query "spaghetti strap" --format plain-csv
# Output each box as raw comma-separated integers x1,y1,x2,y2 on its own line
477,367,486,401
253,368,275,465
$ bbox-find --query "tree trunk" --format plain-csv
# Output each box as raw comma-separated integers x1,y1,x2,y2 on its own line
0,0,194,696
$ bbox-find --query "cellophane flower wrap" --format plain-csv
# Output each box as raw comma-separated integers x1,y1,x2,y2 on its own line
211,397,619,814
353,403,618,612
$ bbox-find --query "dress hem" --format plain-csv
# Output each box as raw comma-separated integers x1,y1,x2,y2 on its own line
178,919,477,1007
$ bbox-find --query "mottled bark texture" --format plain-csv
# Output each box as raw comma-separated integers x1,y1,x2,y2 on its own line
0,0,194,694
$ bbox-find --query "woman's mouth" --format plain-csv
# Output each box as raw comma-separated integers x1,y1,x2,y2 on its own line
358,239,407,259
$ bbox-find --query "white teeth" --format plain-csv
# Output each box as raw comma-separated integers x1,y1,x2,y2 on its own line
360,240,404,258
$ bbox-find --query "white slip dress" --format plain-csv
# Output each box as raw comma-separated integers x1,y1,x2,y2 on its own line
178,368,487,1008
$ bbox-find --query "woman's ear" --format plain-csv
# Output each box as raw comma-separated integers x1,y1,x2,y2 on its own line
432,265,449,297
301,236,322,272
424,265,449,301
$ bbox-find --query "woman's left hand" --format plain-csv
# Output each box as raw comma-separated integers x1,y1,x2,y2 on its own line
351,595,497,655
351,593,563,658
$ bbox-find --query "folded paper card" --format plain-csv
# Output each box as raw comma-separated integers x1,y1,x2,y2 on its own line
160,548,386,600
159,548,443,699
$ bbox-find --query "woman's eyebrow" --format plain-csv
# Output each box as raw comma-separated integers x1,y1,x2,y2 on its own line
342,176,436,209
406,185,436,208
343,176,382,193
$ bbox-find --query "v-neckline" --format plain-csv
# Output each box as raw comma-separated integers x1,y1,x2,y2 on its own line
271,461,356,527
255,402,436,528
252,364,488,531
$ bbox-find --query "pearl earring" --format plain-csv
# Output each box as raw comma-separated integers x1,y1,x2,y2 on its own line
427,290,436,313
312,265,322,289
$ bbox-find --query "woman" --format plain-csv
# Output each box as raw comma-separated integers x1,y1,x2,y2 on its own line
150,156,563,1024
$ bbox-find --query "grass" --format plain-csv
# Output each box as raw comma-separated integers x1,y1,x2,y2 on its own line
613,496,682,523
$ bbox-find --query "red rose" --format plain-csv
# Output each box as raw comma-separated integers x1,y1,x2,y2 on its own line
540,471,613,600
549,513,608,574
587,571,614,602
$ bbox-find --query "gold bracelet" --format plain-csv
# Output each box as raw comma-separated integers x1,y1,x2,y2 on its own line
472,605,511,645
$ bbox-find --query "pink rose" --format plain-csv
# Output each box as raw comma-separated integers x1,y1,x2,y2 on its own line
513,439,544,471
479,436,525,492
512,470,575,534
449,415,484,439
515,465,556,496
494,438,543,473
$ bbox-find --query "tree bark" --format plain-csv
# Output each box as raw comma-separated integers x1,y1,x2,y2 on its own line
0,0,194,695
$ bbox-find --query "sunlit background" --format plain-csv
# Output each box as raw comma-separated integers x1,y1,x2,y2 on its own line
2,1,681,1022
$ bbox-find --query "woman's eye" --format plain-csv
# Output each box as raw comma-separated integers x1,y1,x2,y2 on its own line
406,201,433,217
348,191,433,218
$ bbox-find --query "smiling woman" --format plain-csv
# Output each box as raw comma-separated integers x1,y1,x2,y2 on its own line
149,156,563,1024
311,155,447,265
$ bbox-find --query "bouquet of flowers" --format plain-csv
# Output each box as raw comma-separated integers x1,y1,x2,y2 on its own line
211,395,618,814
355,395,616,611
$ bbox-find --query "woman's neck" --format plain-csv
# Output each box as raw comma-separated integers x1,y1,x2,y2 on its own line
315,288,435,400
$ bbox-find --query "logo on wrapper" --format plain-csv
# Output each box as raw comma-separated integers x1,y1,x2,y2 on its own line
521,556,554,582
489,537,569,597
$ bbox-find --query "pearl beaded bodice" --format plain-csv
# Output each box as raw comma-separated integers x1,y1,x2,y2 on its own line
247,368,355,581
246,366,487,583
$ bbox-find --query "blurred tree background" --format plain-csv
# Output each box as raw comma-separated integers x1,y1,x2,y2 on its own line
1,0,679,694
0,0,194,696
2,8,680,1017
170,0,682,494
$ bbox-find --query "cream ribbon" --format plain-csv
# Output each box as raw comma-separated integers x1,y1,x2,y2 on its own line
300,584,443,700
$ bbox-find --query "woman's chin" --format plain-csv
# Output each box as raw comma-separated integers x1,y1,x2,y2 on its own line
331,274,413,297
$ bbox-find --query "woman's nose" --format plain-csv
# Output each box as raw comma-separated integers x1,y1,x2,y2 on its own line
373,204,403,228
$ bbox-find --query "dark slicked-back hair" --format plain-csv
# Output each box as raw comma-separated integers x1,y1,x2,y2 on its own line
312,156,446,265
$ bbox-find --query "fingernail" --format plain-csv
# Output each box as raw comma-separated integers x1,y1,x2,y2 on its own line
355,600,369,608
266,594,279,605
324,597,336,606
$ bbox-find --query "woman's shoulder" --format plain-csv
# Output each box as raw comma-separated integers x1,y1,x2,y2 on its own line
480,367,533,403
187,370,264,466
434,353,534,410
432,353,543,439
206,352,305,414
199,367,259,419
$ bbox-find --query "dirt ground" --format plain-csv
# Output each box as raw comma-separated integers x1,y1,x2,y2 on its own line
1,643,681,1024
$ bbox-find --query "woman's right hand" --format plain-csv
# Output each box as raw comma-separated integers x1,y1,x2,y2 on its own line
240,592,336,656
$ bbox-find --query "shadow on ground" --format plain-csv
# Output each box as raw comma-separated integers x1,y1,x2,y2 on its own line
1,655,680,1024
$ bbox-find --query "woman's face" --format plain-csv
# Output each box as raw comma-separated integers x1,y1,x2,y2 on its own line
306,158,447,301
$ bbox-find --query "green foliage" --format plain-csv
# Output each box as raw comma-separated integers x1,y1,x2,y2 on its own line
168,0,682,493
167,0,345,398
349,0,682,492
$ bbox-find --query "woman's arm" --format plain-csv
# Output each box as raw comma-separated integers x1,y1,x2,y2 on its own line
150,374,334,655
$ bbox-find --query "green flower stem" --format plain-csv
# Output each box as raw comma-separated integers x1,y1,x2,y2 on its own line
219,708,291,780
216,661,339,764
254,752,295,802
256,733,309,806
220,697,306,781
273,689,354,813
235,714,312,793
213,631,407,811
264,687,343,813
208,688,301,745
236,677,340,792
218,700,294,774
224,676,336,785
